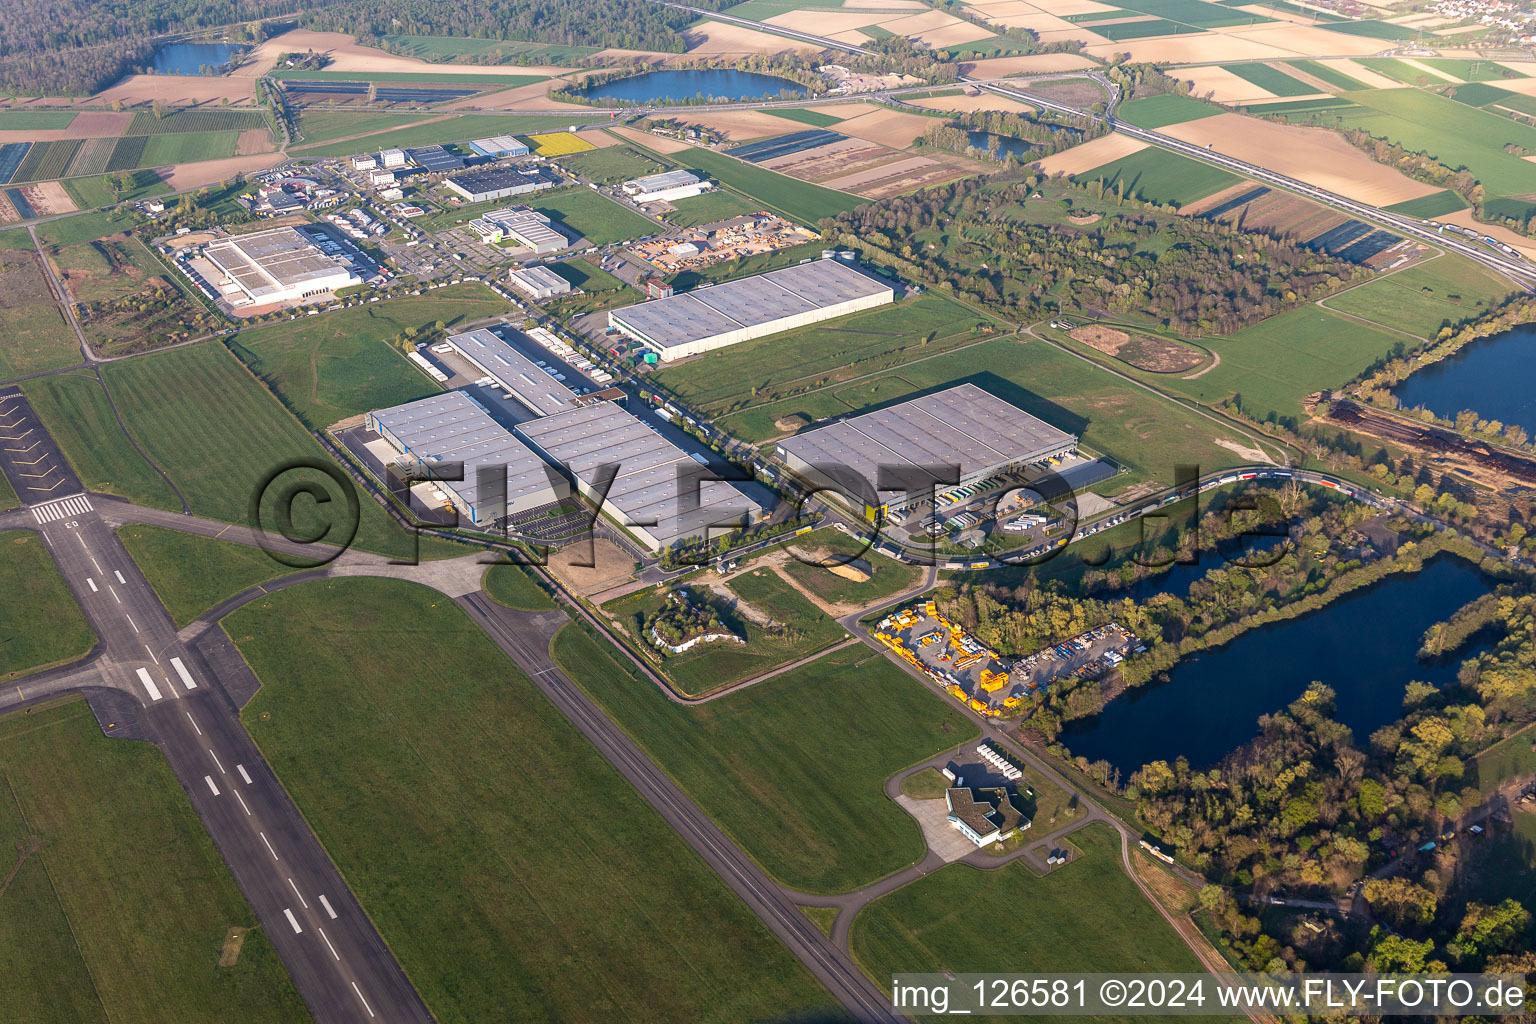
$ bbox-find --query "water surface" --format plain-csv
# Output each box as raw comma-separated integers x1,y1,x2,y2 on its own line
148,42,246,76
1393,323,1536,438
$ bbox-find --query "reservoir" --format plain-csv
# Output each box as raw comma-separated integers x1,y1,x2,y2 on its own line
148,42,246,76
581,69,808,104
1063,557,1492,777
1393,323,1536,439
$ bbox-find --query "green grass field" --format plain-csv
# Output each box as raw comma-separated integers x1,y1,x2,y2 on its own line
292,114,580,158
850,823,1206,1003
0,530,94,679
559,143,665,184
1355,57,1438,85
226,287,504,427
1113,95,1223,129
1474,724,1536,795
1420,58,1523,82
663,188,764,229
1081,146,1240,207
1384,189,1469,218
530,187,658,245
779,530,922,608
0,110,75,129
1286,59,1366,91
667,146,865,225
231,578,840,1023
0,244,82,379
765,107,846,128
606,566,847,694
0,463,15,510
1322,254,1514,339
33,207,139,248
138,131,240,167
649,290,993,417
97,342,444,559
295,111,433,145
552,623,976,892
481,562,556,610
546,256,634,317
20,370,179,509
124,109,268,136
1324,19,1419,39
377,34,599,63
1221,62,1317,97
0,699,308,1024
117,524,300,628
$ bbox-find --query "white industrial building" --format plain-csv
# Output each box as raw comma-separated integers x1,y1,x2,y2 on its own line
508,265,572,300
202,226,361,307
516,401,764,552
351,154,377,171
468,206,567,253
379,148,406,168
367,391,569,525
368,169,396,188
469,135,530,158
776,383,1077,521
445,327,579,418
620,169,713,204
607,258,893,361
444,166,553,203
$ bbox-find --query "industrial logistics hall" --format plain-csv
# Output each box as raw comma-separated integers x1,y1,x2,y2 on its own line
777,383,1078,520
607,257,894,361
201,225,363,307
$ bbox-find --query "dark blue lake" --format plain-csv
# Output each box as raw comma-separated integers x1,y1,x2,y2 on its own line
1393,323,1536,438
582,69,807,104
1064,557,1493,776
148,42,245,76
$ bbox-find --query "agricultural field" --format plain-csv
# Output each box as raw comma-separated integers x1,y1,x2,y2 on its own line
663,188,764,229
1321,254,1514,339
649,290,994,418
138,131,240,167
850,823,1206,1000
11,139,81,183
0,110,76,130
225,285,505,427
1220,62,1317,97
524,131,594,156
0,242,82,378
529,187,658,246
274,69,544,87
1112,95,1223,130
1080,146,1239,207
291,114,580,158
295,111,433,146
1384,189,1468,219
552,623,976,892
559,143,665,184
232,578,841,1024
125,109,269,135
605,565,847,694
0,699,308,1024
377,34,599,63
766,107,846,128
118,524,301,628
20,370,180,510
0,530,94,680
666,146,865,225
1286,59,1367,91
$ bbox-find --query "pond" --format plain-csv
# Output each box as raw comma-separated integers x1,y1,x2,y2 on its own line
581,69,807,104
1393,322,1536,439
1063,556,1493,777
147,42,246,76
965,131,1035,161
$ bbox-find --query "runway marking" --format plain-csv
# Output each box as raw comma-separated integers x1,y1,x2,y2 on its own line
319,894,337,920
208,749,225,774
351,982,376,1019
237,764,253,785
124,613,138,633
186,712,201,736
287,877,309,909
170,657,197,690
114,570,125,584
284,908,302,934
260,831,279,861
144,645,158,665
108,585,121,605
29,493,91,524
204,775,220,796
318,926,340,961
234,790,251,816
135,668,163,702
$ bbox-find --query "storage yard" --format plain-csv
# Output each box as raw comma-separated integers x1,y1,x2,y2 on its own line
626,213,818,274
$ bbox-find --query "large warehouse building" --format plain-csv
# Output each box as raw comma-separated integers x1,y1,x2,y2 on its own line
202,226,362,307
445,166,554,203
468,206,567,252
516,401,765,553
620,169,713,204
367,391,569,526
607,258,894,361
776,383,1077,520
445,328,579,418
508,265,571,300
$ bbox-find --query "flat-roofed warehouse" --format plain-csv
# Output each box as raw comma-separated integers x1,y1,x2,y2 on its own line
607,258,893,361
776,383,1077,520
621,169,712,203
445,166,554,203
203,226,361,306
367,391,569,525
516,401,765,552
445,327,579,418
508,264,571,300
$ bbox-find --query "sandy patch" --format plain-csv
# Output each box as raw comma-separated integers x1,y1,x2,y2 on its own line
1483,75,1536,98
910,92,1036,114
1438,209,1536,260
683,20,824,55
551,538,635,595
881,8,997,43
909,21,1001,47
89,75,256,107
1176,64,1281,102
1316,58,1404,90
971,8,1083,32
609,125,691,152
234,128,275,156
238,30,568,78
1400,58,1462,83
16,181,75,216
833,108,933,148
806,101,884,119
960,53,1097,77
828,29,875,44
1242,21,1404,55
687,109,805,140
1161,113,1438,205
1215,437,1273,463
821,153,940,190
1034,133,1147,175
156,153,285,191
0,192,17,224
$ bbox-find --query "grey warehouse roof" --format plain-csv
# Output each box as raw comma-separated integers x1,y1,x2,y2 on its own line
446,327,578,417
778,383,1076,495
516,402,761,547
624,169,700,192
204,226,356,298
371,391,557,510
609,259,891,350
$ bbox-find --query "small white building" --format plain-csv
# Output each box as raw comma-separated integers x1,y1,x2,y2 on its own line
621,169,713,204
351,154,377,171
369,169,396,188
469,207,567,253
379,148,407,168
508,265,572,300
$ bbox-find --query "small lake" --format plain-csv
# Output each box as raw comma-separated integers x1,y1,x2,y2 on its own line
965,131,1035,161
581,69,807,104
1063,557,1493,777
147,42,246,76
1393,323,1536,438
1093,535,1290,604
